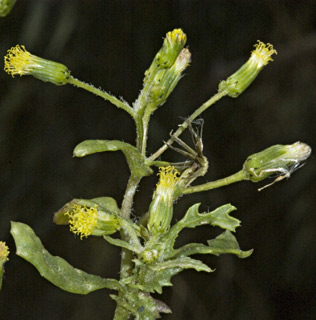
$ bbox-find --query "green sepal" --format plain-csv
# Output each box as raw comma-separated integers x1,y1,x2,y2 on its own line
53,196,120,225
10,222,121,294
73,140,153,178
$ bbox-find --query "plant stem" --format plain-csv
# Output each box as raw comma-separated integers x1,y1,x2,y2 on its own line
68,76,135,118
149,90,227,161
114,175,142,319
181,170,246,194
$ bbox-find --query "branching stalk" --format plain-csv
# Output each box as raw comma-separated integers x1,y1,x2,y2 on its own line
68,76,135,118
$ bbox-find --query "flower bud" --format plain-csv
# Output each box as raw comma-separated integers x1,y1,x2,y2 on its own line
147,166,180,235
243,142,311,183
0,0,16,17
136,29,189,113
4,45,70,85
65,204,120,239
149,48,191,105
218,41,277,98
152,28,187,70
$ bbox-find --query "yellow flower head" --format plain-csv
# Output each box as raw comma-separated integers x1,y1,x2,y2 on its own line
4,44,70,85
147,166,180,235
4,45,34,77
218,40,277,98
157,166,180,192
166,28,186,45
249,41,277,70
0,241,9,263
65,205,98,239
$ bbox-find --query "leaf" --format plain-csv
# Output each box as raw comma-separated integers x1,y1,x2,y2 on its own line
130,262,180,294
10,222,121,294
162,203,240,258
207,230,253,258
151,256,213,273
173,231,252,259
54,196,120,225
73,140,153,178
178,203,240,232
131,256,212,294
104,236,141,254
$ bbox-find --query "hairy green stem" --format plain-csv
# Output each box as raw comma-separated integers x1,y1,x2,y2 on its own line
181,170,246,194
149,90,227,161
114,175,142,319
68,76,135,118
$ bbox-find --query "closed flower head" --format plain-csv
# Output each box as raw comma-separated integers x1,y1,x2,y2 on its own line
243,142,311,185
4,45,70,85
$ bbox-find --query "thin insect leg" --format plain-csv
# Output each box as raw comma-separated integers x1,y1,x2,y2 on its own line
164,141,197,160
168,134,198,158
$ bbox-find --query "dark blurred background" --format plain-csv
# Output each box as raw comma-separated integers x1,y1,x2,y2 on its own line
0,1,315,319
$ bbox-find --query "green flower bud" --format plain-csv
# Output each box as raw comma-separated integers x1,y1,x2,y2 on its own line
149,48,191,105
243,142,311,183
149,28,187,72
0,0,16,17
218,41,277,98
64,204,120,239
135,29,189,113
147,166,180,235
4,45,70,85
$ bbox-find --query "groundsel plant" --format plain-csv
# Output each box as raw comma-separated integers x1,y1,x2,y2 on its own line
2,29,311,319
